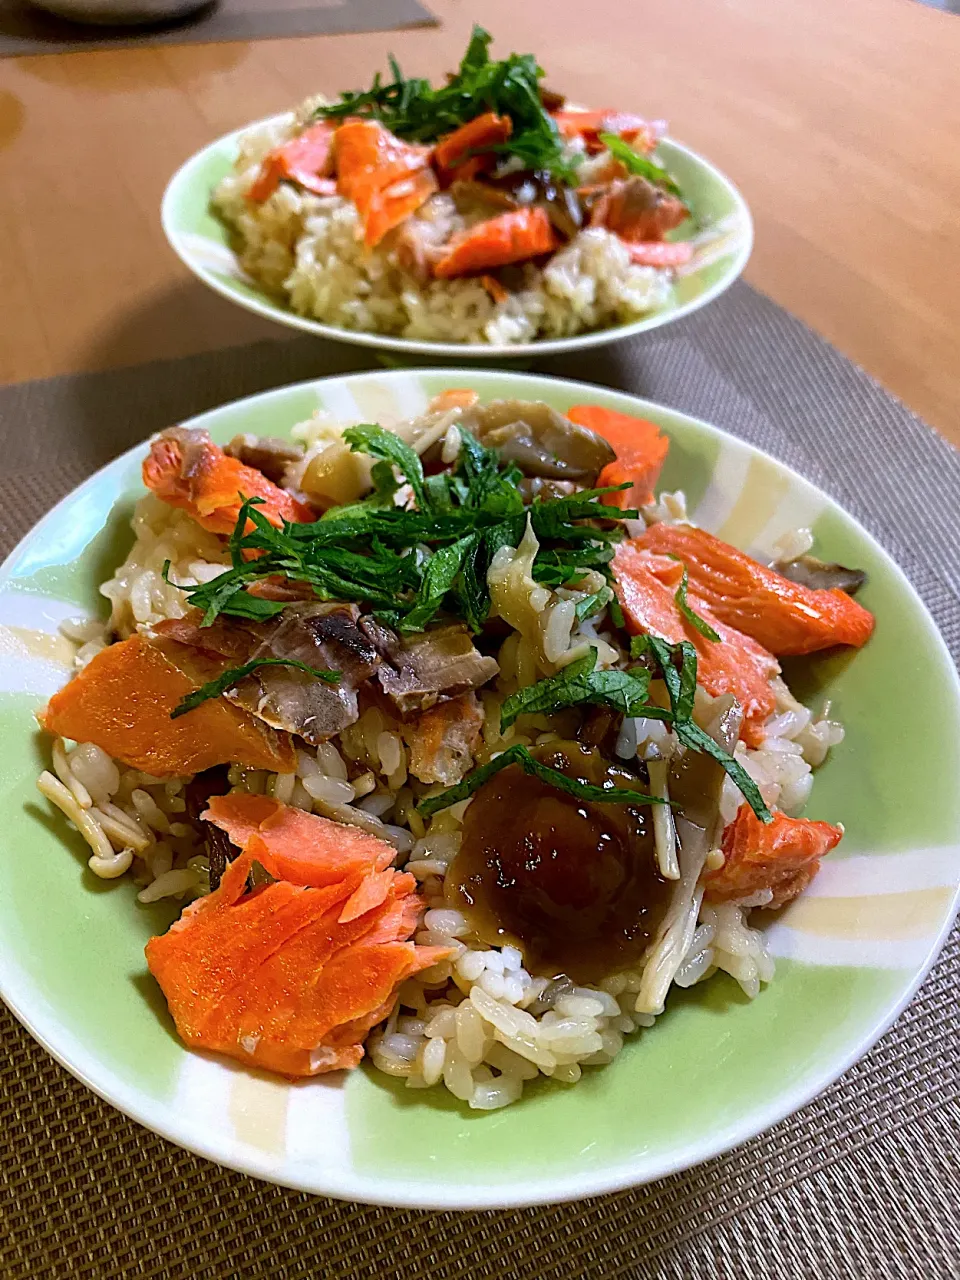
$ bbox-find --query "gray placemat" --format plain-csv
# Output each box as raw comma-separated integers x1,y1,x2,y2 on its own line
1,280,959,1279
0,0,437,58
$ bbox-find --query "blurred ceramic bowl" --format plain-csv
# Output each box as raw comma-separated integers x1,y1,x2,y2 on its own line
29,0,211,23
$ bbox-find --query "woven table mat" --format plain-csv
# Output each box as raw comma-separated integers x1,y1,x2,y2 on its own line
0,0,437,58
1,281,959,1279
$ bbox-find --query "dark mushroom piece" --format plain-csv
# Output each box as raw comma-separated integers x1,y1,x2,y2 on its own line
450,178,521,215
539,85,567,112
183,766,236,892
517,476,582,503
632,691,743,1011
478,169,584,240
774,555,868,596
460,398,615,485
224,434,305,487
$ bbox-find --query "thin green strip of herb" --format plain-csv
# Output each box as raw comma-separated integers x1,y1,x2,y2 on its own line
633,634,698,724
669,557,721,642
398,533,479,632
170,658,340,720
416,742,668,818
343,423,429,513
575,585,614,622
631,633,771,822
599,132,683,199
499,647,655,730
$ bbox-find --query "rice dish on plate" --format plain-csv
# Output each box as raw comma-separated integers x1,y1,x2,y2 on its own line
211,27,699,347
36,388,873,1110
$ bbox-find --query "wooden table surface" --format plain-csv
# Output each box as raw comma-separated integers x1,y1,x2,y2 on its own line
2,0,959,442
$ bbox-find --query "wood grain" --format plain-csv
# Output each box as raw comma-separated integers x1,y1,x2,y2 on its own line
1,0,958,441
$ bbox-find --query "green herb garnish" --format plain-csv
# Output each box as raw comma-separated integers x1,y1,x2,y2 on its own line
630,634,772,821
416,742,665,818
574,585,614,622
669,558,721,641
598,132,683,200
170,658,340,720
499,647,653,730
398,533,480,632
533,544,615,589
342,423,428,513
422,633,770,820
170,439,632,636
637,634,698,725
313,25,578,183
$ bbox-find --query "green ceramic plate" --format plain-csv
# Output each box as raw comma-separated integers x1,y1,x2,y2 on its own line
1,370,957,1209
161,117,752,359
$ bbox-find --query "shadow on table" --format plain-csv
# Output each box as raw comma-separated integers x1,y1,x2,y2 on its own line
533,341,666,396
58,278,377,472
58,273,680,480
0,1,231,60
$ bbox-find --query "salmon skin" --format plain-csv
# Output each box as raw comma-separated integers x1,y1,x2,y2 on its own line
588,177,688,243
625,241,694,268
637,523,875,656
613,542,779,747
705,803,843,907
145,794,449,1078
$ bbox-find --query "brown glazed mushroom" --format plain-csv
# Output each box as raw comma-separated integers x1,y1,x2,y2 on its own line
461,399,615,484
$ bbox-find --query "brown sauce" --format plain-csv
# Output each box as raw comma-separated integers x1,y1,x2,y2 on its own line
447,742,671,984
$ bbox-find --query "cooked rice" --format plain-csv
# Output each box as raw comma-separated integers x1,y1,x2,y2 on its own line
212,112,675,346
41,433,844,1110
100,492,230,637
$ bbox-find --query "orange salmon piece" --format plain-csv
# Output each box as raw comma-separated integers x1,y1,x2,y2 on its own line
40,634,296,777
334,119,435,247
198,897,441,1076
705,804,843,908
589,180,688,242
145,801,448,1077
143,429,314,536
480,274,509,304
428,388,479,412
552,109,657,153
434,112,512,184
150,854,353,1028
637,523,875,656
204,792,396,892
625,240,694,268
362,166,439,248
404,691,484,786
254,936,444,1076
248,122,337,202
566,404,669,509
613,542,779,747
433,208,559,279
